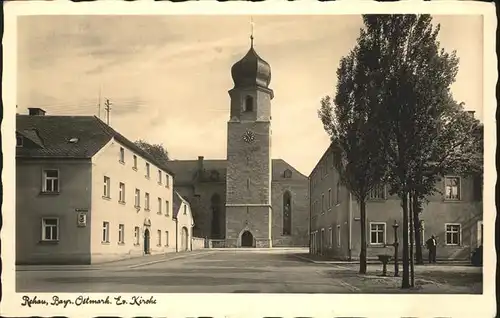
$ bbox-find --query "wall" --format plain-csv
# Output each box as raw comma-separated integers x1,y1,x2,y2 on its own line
176,200,194,252
90,139,176,263
225,206,272,247
16,159,92,264
192,237,206,250
271,180,309,247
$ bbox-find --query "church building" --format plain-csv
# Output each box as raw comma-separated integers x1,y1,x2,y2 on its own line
167,38,309,248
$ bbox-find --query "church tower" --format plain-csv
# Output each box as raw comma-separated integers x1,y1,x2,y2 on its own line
225,33,274,248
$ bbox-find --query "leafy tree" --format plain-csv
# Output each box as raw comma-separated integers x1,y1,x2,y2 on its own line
358,14,482,288
318,30,388,274
135,139,170,164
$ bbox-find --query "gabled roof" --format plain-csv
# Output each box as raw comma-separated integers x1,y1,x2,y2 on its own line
16,114,175,175
172,191,191,219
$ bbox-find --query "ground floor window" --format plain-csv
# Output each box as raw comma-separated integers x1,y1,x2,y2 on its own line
157,230,162,246
42,218,59,241
445,223,461,245
329,227,333,247
118,224,125,244
336,225,341,247
165,231,169,247
134,227,140,245
102,222,109,243
370,222,386,245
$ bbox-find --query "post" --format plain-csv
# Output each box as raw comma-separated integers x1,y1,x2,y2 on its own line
409,194,415,287
393,220,399,277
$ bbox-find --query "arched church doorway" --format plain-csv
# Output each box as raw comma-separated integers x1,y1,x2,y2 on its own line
241,231,254,247
144,228,150,254
181,227,189,251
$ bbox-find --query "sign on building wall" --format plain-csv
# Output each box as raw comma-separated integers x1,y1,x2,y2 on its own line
77,212,87,227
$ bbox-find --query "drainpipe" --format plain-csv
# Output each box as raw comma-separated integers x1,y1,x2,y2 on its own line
175,218,178,253
308,176,312,254
348,192,352,261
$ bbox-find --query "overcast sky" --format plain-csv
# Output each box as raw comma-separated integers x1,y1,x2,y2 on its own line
17,14,483,176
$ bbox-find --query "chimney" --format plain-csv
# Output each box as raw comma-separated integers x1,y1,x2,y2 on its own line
467,110,475,118
197,156,204,172
28,108,46,116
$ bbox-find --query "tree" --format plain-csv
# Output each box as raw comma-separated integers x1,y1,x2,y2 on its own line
135,139,170,164
318,28,388,274
358,14,480,288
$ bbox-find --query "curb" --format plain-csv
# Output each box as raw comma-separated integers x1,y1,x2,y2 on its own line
128,251,215,268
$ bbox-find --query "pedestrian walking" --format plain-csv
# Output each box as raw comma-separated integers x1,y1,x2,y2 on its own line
425,235,437,263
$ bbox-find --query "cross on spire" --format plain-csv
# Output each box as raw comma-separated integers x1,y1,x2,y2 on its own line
250,17,255,47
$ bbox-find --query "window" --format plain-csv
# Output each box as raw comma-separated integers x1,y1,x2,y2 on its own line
370,222,386,245
119,147,125,163
328,188,332,209
134,227,140,245
158,170,162,184
41,218,59,241
157,230,162,246
166,174,170,188
329,227,333,247
244,95,253,112
336,181,341,205
445,224,461,245
158,198,162,214
135,189,141,207
284,169,292,178
118,224,125,244
445,176,461,200
42,169,59,193
145,163,150,178
145,192,150,210
321,194,325,213
283,191,292,235
183,205,187,215
368,184,386,200
165,231,169,247
103,176,110,198
102,222,110,243
165,200,170,216
133,155,138,170
16,135,23,147
337,225,341,247
119,183,125,203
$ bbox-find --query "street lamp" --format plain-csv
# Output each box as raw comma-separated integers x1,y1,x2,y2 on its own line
392,220,399,277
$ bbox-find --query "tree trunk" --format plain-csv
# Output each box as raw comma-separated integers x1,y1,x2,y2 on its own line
359,200,367,274
401,192,410,289
413,194,424,265
409,193,415,287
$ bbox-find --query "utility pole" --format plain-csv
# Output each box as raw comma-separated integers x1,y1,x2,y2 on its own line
104,99,112,125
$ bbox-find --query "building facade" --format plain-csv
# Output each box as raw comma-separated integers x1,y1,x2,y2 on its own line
309,143,483,261
167,41,310,248
16,110,178,264
173,191,195,252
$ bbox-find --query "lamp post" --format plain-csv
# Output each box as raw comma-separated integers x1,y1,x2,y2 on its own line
393,220,399,277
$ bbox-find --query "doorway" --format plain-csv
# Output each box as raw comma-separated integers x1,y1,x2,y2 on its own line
181,227,189,251
144,228,150,254
241,231,254,247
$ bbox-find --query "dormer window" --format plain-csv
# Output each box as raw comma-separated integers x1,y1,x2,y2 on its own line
284,169,292,178
16,135,23,147
244,95,254,112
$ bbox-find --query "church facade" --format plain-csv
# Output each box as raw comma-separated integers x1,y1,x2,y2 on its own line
167,42,309,248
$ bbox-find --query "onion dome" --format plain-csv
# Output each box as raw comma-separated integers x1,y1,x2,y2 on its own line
231,44,271,89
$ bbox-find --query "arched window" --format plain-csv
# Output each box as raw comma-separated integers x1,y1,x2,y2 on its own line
211,193,221,238
244,95,254,112
283,191,292,236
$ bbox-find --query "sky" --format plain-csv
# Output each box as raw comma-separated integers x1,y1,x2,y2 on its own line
17,14,484,176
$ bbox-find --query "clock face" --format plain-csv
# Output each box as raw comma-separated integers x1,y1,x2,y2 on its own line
242,130,255,143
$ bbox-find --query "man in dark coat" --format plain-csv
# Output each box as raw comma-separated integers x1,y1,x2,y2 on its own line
425,235,437,263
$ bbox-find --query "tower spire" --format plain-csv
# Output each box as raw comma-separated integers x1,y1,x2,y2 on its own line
250,17,254,48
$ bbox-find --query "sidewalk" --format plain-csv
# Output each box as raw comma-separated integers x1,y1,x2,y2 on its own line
16,250,213,271
293,253,473,266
